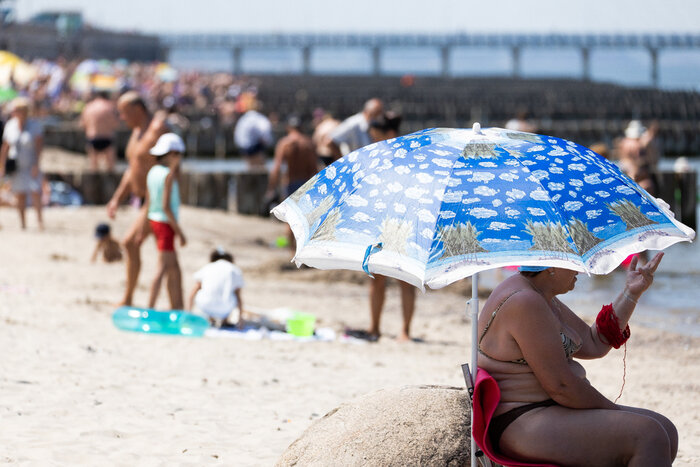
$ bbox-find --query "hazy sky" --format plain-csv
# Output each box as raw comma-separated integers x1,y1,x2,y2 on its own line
15,0,700,35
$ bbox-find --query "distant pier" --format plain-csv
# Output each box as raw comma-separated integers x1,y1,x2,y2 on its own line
161,33,700,87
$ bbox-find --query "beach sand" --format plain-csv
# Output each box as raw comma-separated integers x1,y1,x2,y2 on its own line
1,201,698,465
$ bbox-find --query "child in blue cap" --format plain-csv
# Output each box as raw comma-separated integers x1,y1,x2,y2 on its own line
91,222,122,263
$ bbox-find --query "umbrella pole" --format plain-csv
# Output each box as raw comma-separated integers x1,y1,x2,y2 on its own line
471,272,479,467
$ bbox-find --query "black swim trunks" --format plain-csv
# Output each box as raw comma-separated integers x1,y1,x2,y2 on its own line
489,399,557,451
88,137,113,151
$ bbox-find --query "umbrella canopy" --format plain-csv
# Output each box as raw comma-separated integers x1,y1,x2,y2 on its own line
0,51,23,67
70,59,119,93
273,124,694,291
155,62,178,82
0,51,38,88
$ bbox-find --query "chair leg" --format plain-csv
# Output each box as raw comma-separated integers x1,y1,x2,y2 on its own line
462,363,474,395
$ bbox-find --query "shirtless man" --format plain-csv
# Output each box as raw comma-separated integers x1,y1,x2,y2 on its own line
80,91,120,171
107,91,167,306
617,120,658,196
266,116,318,248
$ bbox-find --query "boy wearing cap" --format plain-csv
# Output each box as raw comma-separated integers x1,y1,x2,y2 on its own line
143,133,187,310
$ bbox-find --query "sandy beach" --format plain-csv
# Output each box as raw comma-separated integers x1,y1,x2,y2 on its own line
1,196,698,465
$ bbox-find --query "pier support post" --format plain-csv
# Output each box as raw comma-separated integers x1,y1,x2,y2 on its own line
511,46,521,78
649,47,659,88
441,45,451,78
232,46,243,75
372,46,381,76
582,47,591,82
302,46,312,75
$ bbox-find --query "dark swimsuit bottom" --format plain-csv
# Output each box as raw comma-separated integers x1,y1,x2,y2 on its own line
489,399,558,450
88,137,113,151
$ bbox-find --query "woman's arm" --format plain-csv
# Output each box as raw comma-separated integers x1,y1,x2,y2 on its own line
506,292,618,410
32,134,43,178
560,253,663,359
34,134,43,160
0,141,8,177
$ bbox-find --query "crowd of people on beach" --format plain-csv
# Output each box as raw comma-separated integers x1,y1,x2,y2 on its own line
0,76,671,339
94,89,414,339
2,56,260,124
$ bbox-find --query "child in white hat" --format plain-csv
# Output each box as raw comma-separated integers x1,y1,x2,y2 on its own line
144,132,187,310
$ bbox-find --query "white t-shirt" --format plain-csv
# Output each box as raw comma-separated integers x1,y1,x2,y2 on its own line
2,117,42,169
233,110,273,150
193,260,244,318
329,112,370,156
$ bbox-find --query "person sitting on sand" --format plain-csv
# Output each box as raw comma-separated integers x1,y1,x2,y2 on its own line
91,223,122,263
188,247,245,328
476,253,677,465
142,133,187,310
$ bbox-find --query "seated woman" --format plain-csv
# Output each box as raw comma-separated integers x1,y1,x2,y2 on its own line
477,253,676,466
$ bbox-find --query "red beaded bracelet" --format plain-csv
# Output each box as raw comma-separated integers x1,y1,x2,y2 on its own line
596,303,631,349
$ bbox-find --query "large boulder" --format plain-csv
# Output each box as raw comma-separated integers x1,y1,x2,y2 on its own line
277,385,472,466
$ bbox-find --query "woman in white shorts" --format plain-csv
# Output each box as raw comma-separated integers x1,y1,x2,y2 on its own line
0,97,44,229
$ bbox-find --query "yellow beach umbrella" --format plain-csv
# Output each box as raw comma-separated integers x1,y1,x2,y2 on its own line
0,50,23,67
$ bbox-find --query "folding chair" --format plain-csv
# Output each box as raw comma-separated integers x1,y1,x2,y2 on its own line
463,364,558,467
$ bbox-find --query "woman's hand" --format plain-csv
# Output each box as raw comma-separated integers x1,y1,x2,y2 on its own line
625,252,663,298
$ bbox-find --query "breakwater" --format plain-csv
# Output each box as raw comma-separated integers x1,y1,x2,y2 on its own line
45,170,270,216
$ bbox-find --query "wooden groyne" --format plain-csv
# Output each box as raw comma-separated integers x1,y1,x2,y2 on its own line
45,170,271,216
658,171,697,232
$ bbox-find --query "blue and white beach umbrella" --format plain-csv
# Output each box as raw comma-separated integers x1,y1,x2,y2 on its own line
273,124,695,290
272,123,695,465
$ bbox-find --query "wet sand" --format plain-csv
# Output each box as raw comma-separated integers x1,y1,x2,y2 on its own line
0,174,698,464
